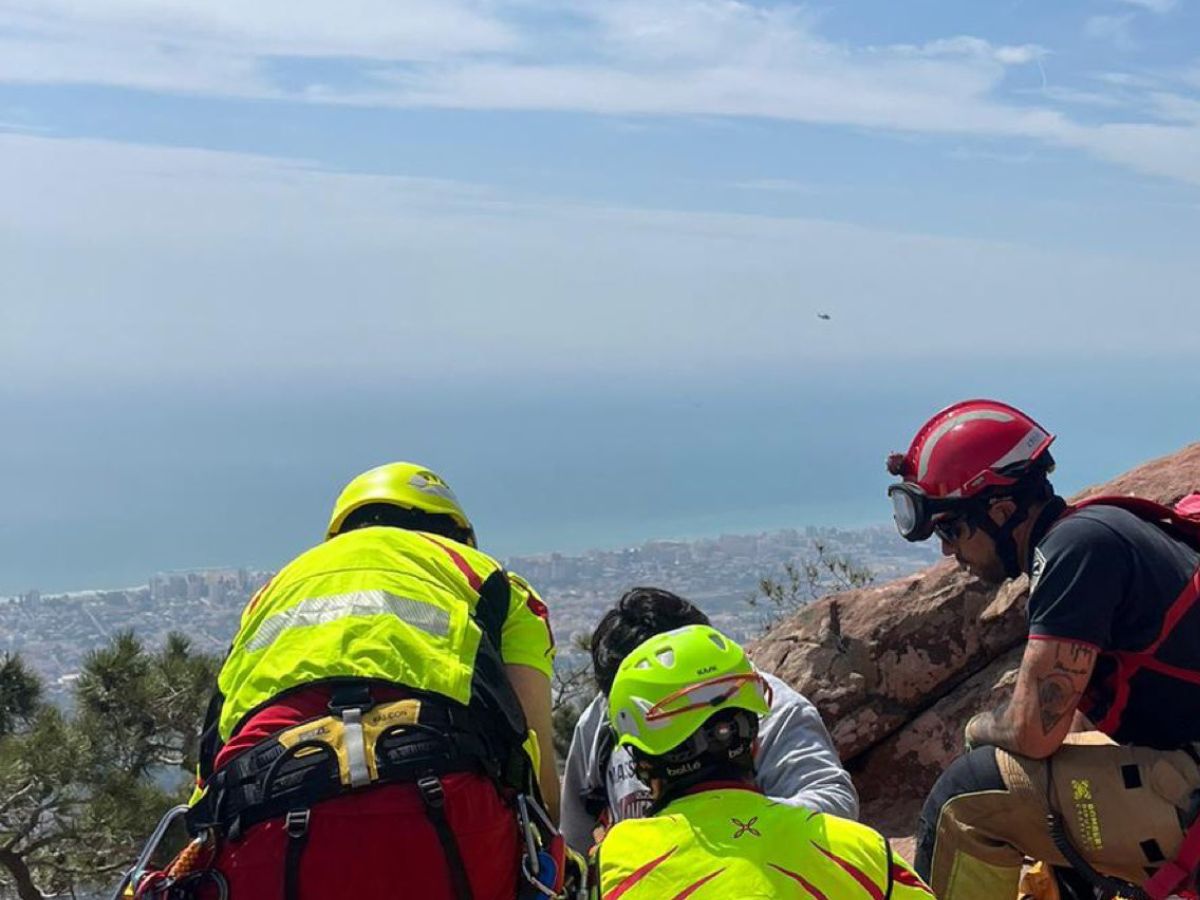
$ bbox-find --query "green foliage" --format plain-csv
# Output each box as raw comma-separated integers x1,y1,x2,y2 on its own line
0,654,41,738
0,631,217,900
551,631,595,764
748,541,874,632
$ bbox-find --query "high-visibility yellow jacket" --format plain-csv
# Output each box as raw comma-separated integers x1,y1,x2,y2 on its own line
596,784,932,899
215,526,554,742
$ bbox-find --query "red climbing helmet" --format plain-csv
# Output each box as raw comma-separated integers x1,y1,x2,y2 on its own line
887,399,1055,542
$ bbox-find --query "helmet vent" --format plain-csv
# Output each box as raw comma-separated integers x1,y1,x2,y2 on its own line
655,648,676,668
634,659,652,670
708,633,727,651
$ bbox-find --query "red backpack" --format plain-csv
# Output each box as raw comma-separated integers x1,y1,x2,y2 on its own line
1067,492,1200,900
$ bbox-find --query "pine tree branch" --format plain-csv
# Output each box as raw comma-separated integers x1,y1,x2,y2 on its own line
3,795,66,853
0,846,47,900
0,780,37,818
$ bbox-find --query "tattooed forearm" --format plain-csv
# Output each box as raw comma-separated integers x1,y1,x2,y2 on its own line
1035,643,1095,734
968,639,1100,758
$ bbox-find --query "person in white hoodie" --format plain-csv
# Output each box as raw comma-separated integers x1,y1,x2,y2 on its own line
559,587,858,854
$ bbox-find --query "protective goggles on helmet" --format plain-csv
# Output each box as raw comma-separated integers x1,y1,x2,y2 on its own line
643,672,770,725
635,708,758,776
888,483,973,542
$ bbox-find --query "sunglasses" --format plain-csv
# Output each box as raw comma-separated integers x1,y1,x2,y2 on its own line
933,515,968,543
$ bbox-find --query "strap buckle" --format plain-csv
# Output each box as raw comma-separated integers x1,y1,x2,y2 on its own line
417,774,446,809
328,682,373,714
284,808,310,839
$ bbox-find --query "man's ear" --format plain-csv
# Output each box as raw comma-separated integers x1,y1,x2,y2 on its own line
988,497,1017,526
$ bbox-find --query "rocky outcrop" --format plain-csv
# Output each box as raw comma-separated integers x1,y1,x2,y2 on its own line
749,442,1200,837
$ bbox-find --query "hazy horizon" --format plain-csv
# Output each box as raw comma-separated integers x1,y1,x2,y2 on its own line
5,358,1196,595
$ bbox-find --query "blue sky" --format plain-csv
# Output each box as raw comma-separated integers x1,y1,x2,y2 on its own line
1,1,1198,592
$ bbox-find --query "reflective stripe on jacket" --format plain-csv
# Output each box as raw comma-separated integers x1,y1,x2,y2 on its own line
217,526,511,741
596,785,931,899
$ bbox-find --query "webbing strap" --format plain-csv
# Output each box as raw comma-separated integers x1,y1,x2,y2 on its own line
1095,566,1200,735
1143,817,1200,899
342,708,371,789
282,808,310,900
418,775,474,900
474,569,511,653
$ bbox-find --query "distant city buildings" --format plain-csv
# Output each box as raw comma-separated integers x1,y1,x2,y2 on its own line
2,525,937,697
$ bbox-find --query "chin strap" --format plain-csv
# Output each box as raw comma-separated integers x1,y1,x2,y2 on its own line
974,510,1027,579
974,513,1022,578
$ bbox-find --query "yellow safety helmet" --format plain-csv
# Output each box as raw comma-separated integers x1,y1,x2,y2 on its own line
326,462,476,545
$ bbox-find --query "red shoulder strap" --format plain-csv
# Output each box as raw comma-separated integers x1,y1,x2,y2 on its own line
1073,494,1200,550
1176,491,1200,519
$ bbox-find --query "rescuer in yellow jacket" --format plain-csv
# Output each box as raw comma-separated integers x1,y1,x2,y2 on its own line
596,625,932,899
186,462,560,900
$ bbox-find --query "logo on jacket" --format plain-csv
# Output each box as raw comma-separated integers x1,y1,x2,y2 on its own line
731,817,761,839
1030,548,1047,594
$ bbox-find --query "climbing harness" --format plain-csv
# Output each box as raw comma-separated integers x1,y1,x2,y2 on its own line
115,685,583,900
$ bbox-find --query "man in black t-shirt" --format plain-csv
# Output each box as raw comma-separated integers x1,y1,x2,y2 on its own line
885,400,1200,900
1030,503,1200,748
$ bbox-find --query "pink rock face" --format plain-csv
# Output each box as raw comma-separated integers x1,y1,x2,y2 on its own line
749,442,1200,838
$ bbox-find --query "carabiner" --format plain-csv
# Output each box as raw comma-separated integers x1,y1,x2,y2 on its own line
109,804,191,900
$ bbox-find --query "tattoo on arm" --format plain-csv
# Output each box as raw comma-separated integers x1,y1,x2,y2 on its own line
1034,644,1097,736
1035,674,1077,734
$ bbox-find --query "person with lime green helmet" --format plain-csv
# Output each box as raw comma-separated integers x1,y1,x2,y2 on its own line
596,625,933,899
181,461,564,900
325,461,477,546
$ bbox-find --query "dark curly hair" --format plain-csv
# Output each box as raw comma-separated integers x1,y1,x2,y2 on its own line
591,587,710,695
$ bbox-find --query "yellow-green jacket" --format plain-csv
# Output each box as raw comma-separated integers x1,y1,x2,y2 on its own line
214,526,554,743
596,785,932,899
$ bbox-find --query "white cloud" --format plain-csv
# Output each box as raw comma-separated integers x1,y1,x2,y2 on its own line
1079,120,1200,181
1034,85,1129,108
1085,14,1138,51
946,146,1035,164
731,178,818,193
898,35,1047,66
0,0,516,60
2,133,1196,388
1,1,1199,187
1148,92,1200,124
0,0,1049,133
1111,0,1178,13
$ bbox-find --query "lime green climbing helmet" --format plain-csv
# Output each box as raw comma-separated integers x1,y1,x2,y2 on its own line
608,624,770,758
326,461,475,545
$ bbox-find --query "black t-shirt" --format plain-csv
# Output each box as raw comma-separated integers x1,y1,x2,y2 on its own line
1028,503,1200,748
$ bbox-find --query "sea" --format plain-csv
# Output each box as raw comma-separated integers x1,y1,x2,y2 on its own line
2,357,1195,594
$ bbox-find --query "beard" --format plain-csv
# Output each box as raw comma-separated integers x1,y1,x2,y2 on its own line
957,554,1008,585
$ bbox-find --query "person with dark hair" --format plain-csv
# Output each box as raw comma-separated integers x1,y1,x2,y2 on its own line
560,587,856,853
175,462,565,900
595,625,931,898
590,587,711,696
888,400,1200,900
